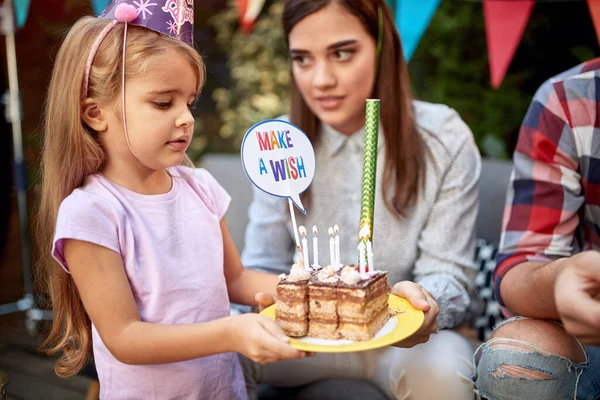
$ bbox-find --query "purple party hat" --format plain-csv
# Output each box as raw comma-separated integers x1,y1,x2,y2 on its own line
82,0,195,98
100,0,194,46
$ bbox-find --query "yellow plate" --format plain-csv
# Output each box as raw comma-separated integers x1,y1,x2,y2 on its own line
259,294,424,353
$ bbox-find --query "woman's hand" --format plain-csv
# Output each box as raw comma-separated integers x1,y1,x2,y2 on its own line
255,292,276,312
229,313,308,364
391,281,439,348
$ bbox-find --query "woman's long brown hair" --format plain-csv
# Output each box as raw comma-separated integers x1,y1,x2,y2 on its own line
282,0,425,218
36,17,204,378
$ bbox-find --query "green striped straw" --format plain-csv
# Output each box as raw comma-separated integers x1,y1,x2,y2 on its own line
359,99,380,268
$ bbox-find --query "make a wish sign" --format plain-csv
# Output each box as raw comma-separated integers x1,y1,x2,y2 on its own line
241,119,315,214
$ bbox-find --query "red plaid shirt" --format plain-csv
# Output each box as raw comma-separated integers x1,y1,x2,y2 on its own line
495,58,600,305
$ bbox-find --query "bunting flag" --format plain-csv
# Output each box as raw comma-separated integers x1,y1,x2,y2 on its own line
483,0,534,89
14,0,31,28
237,0,266,33
396,0,441,61
91,0,112,16
588,0,600,46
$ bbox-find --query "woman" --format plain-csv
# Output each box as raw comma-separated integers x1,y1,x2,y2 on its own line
241,1,480,399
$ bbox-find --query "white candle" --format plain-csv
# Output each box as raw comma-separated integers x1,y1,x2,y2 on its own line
366,240,374,272
312,225,319,267
299,226,309,270
334,224,340,267
358,241,366,274
328,227,335,267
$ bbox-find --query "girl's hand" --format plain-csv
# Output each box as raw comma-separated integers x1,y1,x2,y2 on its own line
230,313,308,364
391,281,439,348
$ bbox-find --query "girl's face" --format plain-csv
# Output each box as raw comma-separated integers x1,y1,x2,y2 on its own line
288,3,376,135
102,48,198,172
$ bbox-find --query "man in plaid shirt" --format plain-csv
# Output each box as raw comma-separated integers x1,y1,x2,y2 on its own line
474,59,600,399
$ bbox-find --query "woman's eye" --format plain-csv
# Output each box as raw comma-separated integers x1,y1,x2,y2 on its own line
292,55,311,66
335,50,353,62
155,102,171,109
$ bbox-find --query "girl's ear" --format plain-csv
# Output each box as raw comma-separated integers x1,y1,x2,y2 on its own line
81,98,108,132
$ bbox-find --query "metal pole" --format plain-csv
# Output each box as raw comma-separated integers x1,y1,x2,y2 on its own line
0,0,51,328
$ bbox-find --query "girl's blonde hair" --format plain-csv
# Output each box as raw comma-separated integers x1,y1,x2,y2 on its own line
36,16,205,378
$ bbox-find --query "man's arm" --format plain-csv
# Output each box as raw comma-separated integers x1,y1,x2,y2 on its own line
494,77,582,318
499,259,567,319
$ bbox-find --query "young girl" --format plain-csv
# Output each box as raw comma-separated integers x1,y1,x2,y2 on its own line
242,0,480,399
37,3,305,399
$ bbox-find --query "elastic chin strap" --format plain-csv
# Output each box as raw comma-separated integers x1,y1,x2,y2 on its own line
121,22,140,162
375,6,384,85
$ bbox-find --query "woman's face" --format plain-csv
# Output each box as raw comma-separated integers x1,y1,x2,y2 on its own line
288,3,376,135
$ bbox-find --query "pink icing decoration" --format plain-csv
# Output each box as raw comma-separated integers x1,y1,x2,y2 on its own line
114,4,137,23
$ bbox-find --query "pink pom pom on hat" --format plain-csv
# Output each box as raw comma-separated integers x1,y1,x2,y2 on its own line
114,4,137,23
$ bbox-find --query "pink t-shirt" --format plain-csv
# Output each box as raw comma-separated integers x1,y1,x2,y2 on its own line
52,166,247,400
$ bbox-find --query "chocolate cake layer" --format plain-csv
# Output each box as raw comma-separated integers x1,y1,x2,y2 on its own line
337,308,391,341
337,292,389,322
275,278,309,337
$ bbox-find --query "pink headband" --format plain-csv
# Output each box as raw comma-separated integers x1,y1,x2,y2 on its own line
81,4,137,100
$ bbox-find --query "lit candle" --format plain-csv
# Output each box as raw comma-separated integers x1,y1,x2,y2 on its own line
334,224,340,267
299,226,309,270
358,241,366,274
366,240,374,272
359,225,370,273
328,227,335,267
312,225,319,267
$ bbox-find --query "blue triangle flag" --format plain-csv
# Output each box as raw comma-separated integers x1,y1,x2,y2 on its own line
14,0,30,28
396,0,441,61
91,0,112,16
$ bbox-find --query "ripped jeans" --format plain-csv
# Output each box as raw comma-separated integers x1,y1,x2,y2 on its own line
473,317,600,400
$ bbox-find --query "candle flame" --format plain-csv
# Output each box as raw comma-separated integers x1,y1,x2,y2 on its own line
359,225,370,240
334,224,339,234
313,225,318,235
299,225,307,237
328,227,334,237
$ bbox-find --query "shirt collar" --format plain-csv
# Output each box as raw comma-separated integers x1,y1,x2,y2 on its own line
320,121,385,157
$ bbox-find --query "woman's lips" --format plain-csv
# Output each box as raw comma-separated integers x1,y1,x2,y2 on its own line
315,96,344,111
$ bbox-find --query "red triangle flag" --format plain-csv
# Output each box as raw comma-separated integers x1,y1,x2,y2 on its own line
588,0,600,46
236,0,249,30
483,0,534,89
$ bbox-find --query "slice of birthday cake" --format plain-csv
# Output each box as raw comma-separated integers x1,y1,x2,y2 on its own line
275,264,311,337
275,265,391,341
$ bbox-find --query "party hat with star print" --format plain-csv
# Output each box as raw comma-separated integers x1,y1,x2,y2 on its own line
100,0,194,46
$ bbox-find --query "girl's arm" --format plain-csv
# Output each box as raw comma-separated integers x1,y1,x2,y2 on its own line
221,219,280,306
64,239,302,365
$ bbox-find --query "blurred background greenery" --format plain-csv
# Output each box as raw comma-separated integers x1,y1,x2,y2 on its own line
5,0,599,170
191,0,598,162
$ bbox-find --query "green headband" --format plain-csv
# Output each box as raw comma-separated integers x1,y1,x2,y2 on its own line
375,6,384,83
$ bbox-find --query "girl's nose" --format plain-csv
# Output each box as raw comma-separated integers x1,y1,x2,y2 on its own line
176,106,195,128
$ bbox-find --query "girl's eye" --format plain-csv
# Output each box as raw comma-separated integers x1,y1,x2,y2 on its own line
187,102,197,111
154,102,172,110
334,50,354,62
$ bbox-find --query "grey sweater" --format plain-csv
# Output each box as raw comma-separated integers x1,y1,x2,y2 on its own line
241,101,481,329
